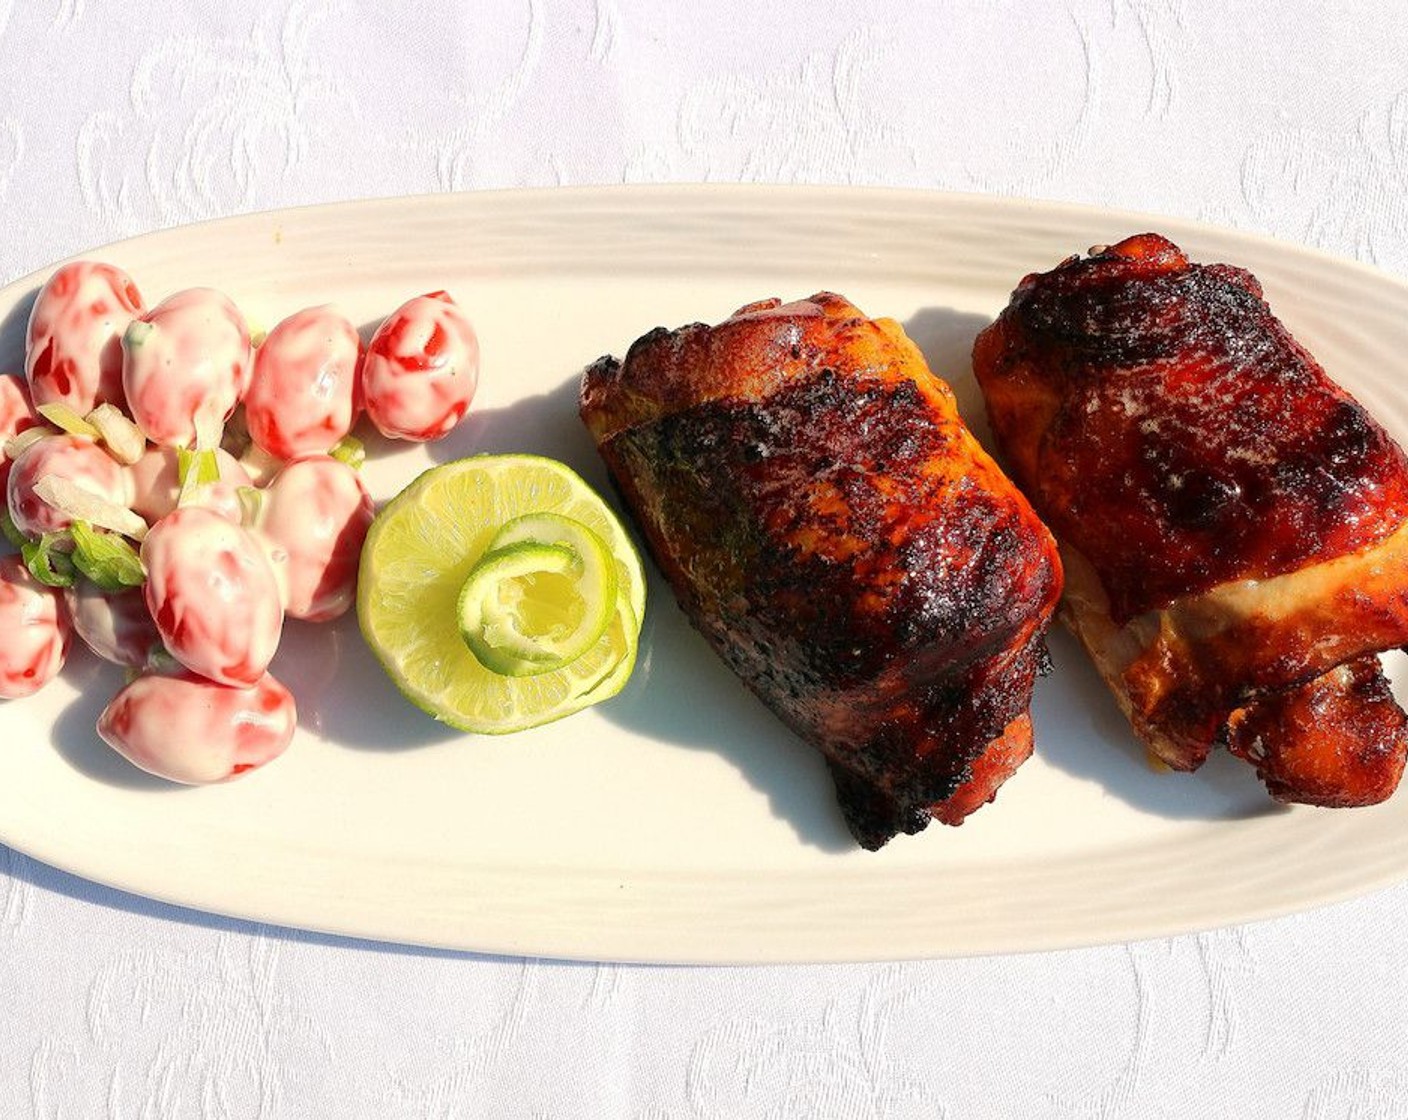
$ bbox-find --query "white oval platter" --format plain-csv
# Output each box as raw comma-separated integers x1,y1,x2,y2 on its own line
2,186,1406,963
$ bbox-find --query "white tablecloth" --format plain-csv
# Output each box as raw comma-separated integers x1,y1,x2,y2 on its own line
5,1,1408,1115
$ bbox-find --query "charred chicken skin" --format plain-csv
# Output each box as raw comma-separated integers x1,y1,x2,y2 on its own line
581,293,1062,849
973,233,1408,806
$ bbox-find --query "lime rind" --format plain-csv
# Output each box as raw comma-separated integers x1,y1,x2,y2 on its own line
481,510,619,661
458,540,609,677
357,454,647,734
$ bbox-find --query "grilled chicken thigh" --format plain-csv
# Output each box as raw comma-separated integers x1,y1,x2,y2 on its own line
581,293,1062,848
973,233,1408,805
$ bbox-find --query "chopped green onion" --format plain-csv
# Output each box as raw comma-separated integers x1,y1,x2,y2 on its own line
0,506,26,549
86,404,146,465
123,320,154,349
176,447,221,487
147,645,182,674
70,520,146,590
192,402,225,453
329,434,365,470
176,447,222,509
30,476,148,540
21,532,75,587
36,402,99,438
4,426,54,462
236,485,265,528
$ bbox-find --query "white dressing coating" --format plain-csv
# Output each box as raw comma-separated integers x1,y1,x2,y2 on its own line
6,434,132,537
141,506,283,686
64,582,162,668
122,287,252,448
245,304,362,459
252,455,374,621
0,554,71,698
361,291,478,441
97,671,295,784
0,374,40,494
24,260,145,414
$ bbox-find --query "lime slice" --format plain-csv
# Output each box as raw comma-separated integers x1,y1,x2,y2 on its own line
458,513,619,677
457,541,580,674
358,454,646,734
510,592,639,729
457,532,616,676
580,594,639,701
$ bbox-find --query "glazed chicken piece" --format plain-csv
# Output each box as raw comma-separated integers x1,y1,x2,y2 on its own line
973,233,1408,806
581,293,1062,849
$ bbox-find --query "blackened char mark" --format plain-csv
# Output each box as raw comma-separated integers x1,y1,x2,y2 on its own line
827,759,932,852
1225,657,1408,807
983,233,1408,621
603,370,1052,839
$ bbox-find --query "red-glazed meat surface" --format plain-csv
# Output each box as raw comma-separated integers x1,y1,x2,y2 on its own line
974,234,1408,807
583,293,1062,848
975,233,1408,623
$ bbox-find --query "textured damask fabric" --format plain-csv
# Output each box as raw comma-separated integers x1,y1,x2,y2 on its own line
4,1,1408,1116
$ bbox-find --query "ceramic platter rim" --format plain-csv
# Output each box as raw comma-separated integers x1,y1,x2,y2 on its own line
2,185,1406,964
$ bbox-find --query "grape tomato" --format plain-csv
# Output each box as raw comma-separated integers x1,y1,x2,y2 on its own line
255,454,375,622
65,582,163,669
0,375,40,494
142,506,283,687
245,305,362,460
361,291,478,442
0,554,71,698
122,287,252,447
25,261,145,414
7,434,132,538
98,670,295,784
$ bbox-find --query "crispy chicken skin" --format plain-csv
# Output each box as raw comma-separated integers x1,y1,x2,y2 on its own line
581,293,1062,848
973,233,1408,804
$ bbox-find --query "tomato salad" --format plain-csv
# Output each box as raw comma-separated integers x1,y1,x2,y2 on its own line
0,261,480,783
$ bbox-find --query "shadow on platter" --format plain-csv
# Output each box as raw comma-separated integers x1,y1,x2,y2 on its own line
1033,621,1288,822
599,570,856,854
276,616,463,752
425,373,605,482
433,369,857,851
48,653,178,791
48,623,461,789
903,305,998,449
0,286,37,371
